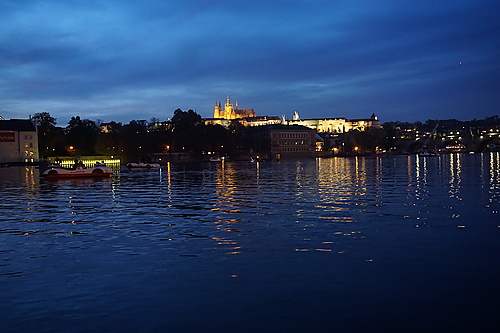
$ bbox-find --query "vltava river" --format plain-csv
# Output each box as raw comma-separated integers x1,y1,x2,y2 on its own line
1,154,499,332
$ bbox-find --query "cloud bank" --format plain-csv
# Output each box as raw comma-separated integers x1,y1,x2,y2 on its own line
1,0,498,124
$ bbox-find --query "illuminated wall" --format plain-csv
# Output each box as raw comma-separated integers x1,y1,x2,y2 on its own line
0,120,39,163
286,116,381,133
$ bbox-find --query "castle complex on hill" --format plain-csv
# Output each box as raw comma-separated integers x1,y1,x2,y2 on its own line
213,94,256,119
206,94,381,133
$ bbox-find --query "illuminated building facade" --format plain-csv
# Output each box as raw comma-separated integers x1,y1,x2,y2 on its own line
285,113,381,133
237,116,282,127
206,94,281,127
213,94,257,120
207,96,380,134
0,119,39,163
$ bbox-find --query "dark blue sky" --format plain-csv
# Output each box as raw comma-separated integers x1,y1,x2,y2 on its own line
1,0,498,124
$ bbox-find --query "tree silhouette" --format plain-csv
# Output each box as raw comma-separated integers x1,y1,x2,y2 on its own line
65,116,99,155
32,112,66,157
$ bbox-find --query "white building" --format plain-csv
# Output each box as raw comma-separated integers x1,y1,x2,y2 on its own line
285,113,381,133
0,119,39,163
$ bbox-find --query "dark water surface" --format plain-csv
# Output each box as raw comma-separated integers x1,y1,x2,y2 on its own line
1,154,499,332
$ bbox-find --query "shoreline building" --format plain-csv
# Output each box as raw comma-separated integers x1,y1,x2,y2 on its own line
285,112,381,133
247,124,317,160
0,118,39,164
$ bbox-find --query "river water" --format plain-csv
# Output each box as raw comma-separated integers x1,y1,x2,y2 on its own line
1,154,499,332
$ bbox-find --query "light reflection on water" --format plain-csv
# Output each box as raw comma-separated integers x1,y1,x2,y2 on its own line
1,154,500,332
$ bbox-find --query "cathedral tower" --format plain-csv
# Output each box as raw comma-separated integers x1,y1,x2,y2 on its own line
214,100,222,118
224,94,235,119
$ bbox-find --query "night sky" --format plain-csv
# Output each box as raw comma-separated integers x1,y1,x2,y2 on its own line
1,0,499,124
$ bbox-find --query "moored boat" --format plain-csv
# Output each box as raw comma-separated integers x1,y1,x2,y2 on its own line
126,162,161,169
418,151,439,157
42,166,113,179
486,143,500,152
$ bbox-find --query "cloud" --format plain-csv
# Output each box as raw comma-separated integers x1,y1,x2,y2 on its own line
0,0,498,124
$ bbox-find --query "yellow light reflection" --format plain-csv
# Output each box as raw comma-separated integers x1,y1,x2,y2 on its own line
165,162,172,205
448,153,462,200
488,152,500,206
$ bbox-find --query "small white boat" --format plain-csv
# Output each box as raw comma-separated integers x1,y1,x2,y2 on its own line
126,162,161,169
42,166,113,179
418,150,439,157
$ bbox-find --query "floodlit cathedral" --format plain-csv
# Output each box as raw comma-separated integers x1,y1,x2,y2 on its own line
213,94,257,120
206,94,381,133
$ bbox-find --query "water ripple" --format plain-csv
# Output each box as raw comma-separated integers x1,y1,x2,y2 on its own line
1,157,500,331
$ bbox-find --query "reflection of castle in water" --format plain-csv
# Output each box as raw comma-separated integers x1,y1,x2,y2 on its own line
212,161,244,254
162,153,500,255
488,152,500,196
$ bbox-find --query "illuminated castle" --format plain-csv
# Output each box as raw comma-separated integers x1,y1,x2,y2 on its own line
207,95,380,132
213,94,256,120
